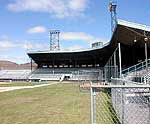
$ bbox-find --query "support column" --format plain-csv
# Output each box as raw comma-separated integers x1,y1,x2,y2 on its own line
114,51,117,78
75,60,77,68
90,82,96,124
118,43,122,78
52,60,55,68
68,64,70,68
31,58,32,72
104,66,108,82
90,82,94,124
145,42,148,72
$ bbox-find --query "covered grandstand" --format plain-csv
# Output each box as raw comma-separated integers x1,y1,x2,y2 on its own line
27,19,150,82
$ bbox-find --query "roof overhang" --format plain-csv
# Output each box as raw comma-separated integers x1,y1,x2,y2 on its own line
111,19,150,47
118,19,150,32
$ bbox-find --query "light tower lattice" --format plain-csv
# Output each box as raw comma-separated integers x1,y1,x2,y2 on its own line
49,30,60,51
109,0,117,33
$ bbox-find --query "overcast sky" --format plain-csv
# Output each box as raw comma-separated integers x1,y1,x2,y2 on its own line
0,0,150,63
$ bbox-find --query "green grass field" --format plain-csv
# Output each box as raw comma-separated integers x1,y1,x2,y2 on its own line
0,83,90,124
96,91,120,124
0,82,34,87
0,82,50,87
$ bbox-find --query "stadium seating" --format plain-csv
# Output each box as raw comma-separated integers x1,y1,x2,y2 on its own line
29,68,101,81
122,60,150,84
0,70,31,79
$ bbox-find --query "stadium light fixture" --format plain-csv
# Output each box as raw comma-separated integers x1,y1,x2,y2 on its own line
134,36,137,43
134,39,137,43
144,37,148,42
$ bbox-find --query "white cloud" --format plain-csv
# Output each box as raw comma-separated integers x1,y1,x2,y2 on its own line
61,32,108,44
61,32,92,41
27,26,47,34
69,0,87,11
0,40,48,51
0,55,29,64
0,35,9,40
7,0,89,18
22,42,48,50
62,45,84,51
0,40,48,63
68,45,84,50
0,31,108,51
0,41,18,50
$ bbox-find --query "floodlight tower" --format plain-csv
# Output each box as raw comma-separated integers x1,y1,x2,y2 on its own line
49,30,60,51
109,0,117,33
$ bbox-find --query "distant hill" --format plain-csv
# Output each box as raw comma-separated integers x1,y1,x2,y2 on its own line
0,60,37,70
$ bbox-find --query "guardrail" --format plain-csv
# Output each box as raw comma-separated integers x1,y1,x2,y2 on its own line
122,59,150,75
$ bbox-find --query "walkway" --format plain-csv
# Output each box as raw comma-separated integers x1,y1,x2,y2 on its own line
0,82,59,92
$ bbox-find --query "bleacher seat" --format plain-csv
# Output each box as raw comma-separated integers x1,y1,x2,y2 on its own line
0,70,31,79
29,68,101,81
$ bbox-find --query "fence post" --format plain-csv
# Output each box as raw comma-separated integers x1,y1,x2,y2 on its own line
148,94,150,124
121,88,125,124
93,88,96,124
90,82,96,124
91,82,94,124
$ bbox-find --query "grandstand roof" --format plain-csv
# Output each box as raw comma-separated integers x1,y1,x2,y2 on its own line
28,19,150,67
114,19,150,47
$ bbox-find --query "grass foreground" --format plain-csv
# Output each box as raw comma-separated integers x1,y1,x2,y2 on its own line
0,82,49,87
0,83,90,124
96,90,120,124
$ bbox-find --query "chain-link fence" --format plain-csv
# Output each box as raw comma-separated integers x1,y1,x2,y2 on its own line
104,66,118,82
78,70,103,82
90,82,150,124
104,44,121,82
78,69,105,94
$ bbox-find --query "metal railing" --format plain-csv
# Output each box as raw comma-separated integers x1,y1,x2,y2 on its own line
122,59,150,76
90,80,150,124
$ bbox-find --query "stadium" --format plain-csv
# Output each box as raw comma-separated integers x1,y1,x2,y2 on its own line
1,19,150,82
0,1,150,124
